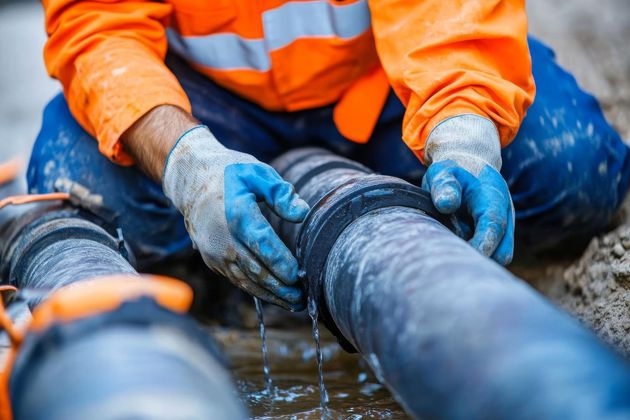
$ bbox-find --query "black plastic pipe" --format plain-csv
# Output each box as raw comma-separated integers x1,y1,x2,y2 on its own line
10,297,247,420
0,201,247,419
271,148,630,419
2,210,137,304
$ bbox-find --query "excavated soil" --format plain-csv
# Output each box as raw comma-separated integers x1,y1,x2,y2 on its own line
559,226,630,355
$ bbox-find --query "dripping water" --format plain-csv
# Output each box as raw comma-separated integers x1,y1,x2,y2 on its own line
254,297,273,393
308,294,330,418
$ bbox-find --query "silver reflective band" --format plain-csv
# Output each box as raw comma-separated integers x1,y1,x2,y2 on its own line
167,29,270,71
167,0,371,72
263,0,371,51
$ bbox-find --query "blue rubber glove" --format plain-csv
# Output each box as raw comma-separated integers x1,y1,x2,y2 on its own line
423,115,514,265
163,126,310,310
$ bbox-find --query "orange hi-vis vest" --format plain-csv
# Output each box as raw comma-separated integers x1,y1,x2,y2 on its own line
42,0,535,166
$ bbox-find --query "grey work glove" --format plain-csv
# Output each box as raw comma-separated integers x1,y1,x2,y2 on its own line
423,115,515,265
163,126,310,310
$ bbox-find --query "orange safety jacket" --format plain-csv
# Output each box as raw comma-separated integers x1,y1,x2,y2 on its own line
42,0,535,166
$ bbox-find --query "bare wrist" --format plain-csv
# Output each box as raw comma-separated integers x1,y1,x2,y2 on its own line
121,105,199,182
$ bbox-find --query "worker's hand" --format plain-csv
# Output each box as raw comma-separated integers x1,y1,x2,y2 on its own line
422,115,514,265
163,126,310,310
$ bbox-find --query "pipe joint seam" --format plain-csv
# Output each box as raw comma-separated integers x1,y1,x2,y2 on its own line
296,175,453,352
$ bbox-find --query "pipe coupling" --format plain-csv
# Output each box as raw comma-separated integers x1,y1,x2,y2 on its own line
296,174,453,351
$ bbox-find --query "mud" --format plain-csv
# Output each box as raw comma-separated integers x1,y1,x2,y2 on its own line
553,226,630,356
212,325,405,419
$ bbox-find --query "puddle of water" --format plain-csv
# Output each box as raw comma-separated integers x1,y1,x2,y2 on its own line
212,326,409,419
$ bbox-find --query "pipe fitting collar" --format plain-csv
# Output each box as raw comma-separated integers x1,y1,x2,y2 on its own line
296,174,453,352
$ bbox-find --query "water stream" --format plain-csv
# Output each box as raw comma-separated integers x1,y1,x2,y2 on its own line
308,295,330,418
213,325,406,419
208,297,406,418
254,297,273,393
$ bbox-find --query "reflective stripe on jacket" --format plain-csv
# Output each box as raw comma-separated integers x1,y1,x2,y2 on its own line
42,0,535,166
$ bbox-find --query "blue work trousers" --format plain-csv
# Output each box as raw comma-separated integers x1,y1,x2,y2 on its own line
27,38,630,269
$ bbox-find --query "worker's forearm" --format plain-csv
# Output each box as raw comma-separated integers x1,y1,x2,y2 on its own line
121,105,199,182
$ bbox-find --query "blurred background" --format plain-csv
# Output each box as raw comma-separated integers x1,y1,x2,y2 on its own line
0,0,56,160
1,1,629,418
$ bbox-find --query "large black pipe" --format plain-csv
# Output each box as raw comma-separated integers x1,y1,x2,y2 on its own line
0,178,135,297
271,148,630,419
0,200,247,419
10,297,247,420
2,210,137,304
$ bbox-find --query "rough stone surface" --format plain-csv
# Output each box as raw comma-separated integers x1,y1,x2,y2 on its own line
559,226,630,356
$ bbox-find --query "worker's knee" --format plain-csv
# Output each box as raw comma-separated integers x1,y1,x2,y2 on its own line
27,93,192,268
500,37,630,249
503,117,630,248
28,93,83,193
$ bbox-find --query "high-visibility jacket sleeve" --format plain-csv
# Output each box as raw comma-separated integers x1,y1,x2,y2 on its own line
368,0,536,161
42,0,191,165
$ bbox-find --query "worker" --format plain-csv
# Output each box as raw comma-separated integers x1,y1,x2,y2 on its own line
29,0,629,310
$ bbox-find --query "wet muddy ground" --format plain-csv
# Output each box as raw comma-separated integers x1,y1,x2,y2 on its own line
213,326,407,419
1,0,630,417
